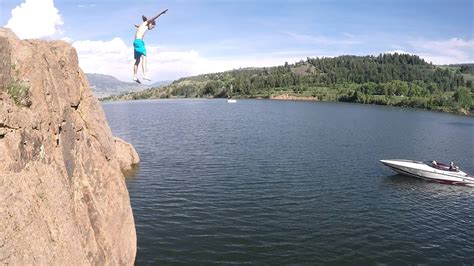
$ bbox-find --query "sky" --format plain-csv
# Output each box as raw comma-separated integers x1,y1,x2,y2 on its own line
1,0,473,82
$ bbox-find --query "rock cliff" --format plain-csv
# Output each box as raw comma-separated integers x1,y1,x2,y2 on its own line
0,28,137,264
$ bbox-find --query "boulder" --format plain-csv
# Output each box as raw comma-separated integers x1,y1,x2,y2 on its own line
114,137,140,173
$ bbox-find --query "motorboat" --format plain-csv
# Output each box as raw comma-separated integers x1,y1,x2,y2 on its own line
380,159,474,187
227,99,237,103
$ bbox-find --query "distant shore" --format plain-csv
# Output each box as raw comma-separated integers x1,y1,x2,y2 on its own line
96,54,473,118
269,94,317,101
100,95,474,117
268,94,473,116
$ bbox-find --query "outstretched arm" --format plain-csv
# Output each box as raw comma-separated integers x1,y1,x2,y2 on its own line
149,9,168,21
136,9,167,28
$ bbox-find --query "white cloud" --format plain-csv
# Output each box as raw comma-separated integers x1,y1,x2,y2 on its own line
283,31,363,46
61,37,73,43
391,38,474,64
5,0,63,39
73,38,131,80
73,38,308,82
77,4,96,8
385,50,411,55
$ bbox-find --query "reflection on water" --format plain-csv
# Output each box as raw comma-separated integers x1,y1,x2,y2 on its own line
123,164,141,178
383,174,474,196
446,121,474,128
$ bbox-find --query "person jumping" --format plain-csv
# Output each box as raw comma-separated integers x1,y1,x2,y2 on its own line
133,9,168,83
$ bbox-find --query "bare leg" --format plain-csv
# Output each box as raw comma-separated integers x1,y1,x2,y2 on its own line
133,57,141,83
142,55,150,80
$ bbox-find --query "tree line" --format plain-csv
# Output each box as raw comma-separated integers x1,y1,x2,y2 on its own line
105,53,473,114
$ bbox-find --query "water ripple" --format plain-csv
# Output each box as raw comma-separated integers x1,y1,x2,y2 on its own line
104,99,474,264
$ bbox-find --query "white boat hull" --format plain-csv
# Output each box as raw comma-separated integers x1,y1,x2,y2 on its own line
380,159,474,187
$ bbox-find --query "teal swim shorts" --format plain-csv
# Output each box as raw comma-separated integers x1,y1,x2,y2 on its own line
133,39,146,59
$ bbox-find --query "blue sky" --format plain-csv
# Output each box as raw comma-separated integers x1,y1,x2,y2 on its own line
1,0,473,82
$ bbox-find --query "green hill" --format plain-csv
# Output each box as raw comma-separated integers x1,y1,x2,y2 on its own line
102,53,473,115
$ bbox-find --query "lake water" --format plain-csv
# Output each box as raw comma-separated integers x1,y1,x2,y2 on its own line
103,99,474,264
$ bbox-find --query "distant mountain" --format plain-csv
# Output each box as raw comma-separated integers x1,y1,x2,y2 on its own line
85,73,171,98
150,80,173,88
86,73,146,98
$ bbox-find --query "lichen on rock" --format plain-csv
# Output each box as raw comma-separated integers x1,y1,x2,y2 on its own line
0,27,137,265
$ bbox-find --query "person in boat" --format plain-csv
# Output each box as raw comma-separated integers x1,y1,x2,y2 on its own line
430,160,439,170
133,9,168,84
449,161,460,172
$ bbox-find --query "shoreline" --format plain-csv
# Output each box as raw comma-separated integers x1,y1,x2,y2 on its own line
100,95,474,117
269,94,317,101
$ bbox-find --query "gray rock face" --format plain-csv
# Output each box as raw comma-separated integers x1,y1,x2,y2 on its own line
0,28,137,265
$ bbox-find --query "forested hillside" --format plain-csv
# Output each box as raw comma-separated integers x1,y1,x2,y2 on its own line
103,54,473,115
